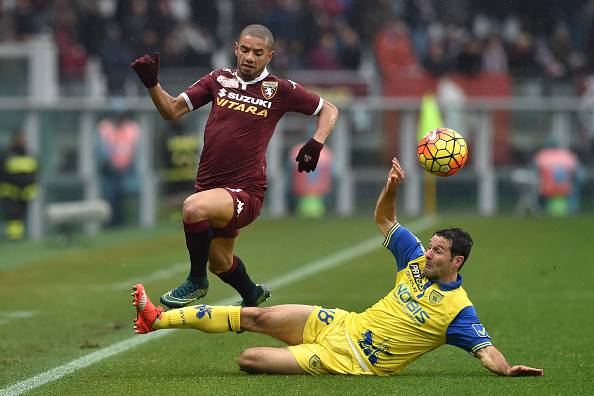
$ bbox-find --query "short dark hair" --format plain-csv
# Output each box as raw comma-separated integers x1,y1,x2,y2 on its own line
433,228,473,270
239,24,274,49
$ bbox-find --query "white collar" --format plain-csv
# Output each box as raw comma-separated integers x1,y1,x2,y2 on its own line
234,67,270,85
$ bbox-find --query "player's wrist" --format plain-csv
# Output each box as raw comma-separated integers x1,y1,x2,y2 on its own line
143,77,159,88
308,137,324,149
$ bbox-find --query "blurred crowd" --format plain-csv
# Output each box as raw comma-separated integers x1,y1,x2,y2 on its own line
1,0,594,94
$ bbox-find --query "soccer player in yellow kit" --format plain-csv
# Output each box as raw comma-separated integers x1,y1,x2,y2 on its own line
132,158,543,377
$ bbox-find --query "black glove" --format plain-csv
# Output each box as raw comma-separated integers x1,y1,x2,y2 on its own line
131,52,160,88
295,138,323,173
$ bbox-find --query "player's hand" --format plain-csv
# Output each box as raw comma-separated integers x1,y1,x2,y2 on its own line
506,365,544,377
131,52,160,88
386,157,405,190
295,138,323,172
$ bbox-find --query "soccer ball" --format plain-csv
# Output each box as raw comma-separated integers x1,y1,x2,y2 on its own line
417,128,468,177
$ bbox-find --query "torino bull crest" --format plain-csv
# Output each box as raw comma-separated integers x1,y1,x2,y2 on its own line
261,81,278,99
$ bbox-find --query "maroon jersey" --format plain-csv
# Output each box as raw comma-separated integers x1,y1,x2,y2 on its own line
181,67,322,200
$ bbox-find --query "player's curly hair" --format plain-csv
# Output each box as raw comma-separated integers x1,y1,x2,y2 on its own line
239,24,275,49
433,228,473,270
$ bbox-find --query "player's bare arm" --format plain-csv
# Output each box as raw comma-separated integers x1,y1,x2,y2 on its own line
312,100,339,144
475,346,543,377
295,100,339,173
148,84,191,120
375,157,405,236
131,52,190,120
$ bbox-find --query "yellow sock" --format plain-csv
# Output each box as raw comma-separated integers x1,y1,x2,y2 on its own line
154,305,241,333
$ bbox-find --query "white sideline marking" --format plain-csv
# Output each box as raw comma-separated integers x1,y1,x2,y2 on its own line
0,218,434,396
0,311,34,326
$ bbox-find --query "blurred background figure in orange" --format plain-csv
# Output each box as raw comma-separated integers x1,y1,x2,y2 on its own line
534,143,585,216
96,110,140,227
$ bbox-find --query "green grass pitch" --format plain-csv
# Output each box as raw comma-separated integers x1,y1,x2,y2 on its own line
0,216,592,395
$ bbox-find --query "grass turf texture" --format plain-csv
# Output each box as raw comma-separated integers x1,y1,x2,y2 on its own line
0,216,592,395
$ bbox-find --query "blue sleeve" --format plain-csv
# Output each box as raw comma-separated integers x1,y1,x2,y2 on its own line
383,224,425,271
446,306,492,354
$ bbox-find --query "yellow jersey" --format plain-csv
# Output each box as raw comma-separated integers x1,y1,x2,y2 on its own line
343,223,492,375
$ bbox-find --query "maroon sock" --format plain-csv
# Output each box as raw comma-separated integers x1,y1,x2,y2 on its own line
216,256,257,301
183,220,212,282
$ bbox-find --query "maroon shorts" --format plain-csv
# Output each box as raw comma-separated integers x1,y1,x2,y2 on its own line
212,187,263,239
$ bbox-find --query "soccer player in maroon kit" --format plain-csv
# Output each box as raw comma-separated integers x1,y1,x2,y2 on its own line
131,25,339,309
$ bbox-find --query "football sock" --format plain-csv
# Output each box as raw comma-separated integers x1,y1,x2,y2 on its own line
215,256,258,302
183,220,212,283
154,305,241,333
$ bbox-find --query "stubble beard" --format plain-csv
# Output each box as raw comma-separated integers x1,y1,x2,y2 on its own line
237,64,259,81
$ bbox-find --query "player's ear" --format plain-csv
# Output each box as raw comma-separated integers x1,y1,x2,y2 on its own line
234,41,239,56
267,49,274,62
453,255,464,270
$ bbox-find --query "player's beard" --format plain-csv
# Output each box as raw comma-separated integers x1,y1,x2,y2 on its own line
423,262,438,280
238,65,258,81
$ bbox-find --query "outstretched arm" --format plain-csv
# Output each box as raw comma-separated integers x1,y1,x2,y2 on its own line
375,157,405,236
131,53,190,120
475,346,543,377
147,84,190,120
295,100,339,173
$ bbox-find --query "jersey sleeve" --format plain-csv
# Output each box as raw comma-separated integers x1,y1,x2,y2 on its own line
382,223,425,271
283,80,323,115
446,306,493,355
180,71,216,111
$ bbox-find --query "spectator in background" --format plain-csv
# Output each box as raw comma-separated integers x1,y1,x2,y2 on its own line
97,111,140,227
482,33,508,73
306,30,341,70
121,0,150,48
263,0,303,46
548,22,586,78
78,0,107,58
270,37,291,71
456,36,483,75
336,21,362,70
153,0,178,47
12,0,41,40
137,28,160,57
506,32,541,77
159,30,187,68
190,0,220,38
375,19,418,76
53,7,87,84
0,129,38,241
180,23,216,68
98,24,132,96
423,37,451,77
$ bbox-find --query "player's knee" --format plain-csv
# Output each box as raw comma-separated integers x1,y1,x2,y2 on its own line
182,195,207,222
237,348,263,373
